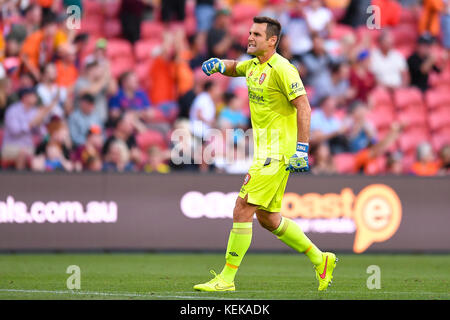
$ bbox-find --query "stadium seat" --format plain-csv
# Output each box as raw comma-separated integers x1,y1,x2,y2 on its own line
104,19,122,39
398,129,430,154
428,107,450,131
184,15,197,36
103,0,121,18
396,44,414,59
399,7,418,25
356,26,381,47
134,39,161,62
368,87,394,109
136,129,167,151
83,0,104,16
135,59,154,89
329,24,354,41
391,25,418,47
393,87,424,110
106,39,133,60
429,70,450,89
334,153,356,174
425,89,450,110
110,56,135,78
396,106,428,127
231,4,260,23
140,21,165,41
80,17,104,37
431,127,450,152
367,106,395,130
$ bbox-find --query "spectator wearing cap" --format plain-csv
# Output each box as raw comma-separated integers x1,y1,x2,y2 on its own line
407,34,445,92
370,30,409,89
74,60,115,125
84,38,109,69
207,8,233,59
20,10,59,81
68,93,103,147
71,125,104,171
411,142,441,176
1,87,53,169
349,50,376,103
36,63,68,120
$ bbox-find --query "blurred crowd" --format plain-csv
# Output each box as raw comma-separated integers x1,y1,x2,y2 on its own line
0,0,449,176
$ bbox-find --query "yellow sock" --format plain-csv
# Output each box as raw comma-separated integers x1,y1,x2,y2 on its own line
220,222,252,283
272,217,323,266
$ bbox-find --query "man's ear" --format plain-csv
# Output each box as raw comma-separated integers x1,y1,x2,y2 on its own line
269,35,277,47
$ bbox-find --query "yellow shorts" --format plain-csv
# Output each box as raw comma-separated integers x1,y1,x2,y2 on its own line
238,157,290,213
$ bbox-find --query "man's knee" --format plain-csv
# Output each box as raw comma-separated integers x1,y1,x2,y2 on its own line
256,210,281,232
233,195,256,222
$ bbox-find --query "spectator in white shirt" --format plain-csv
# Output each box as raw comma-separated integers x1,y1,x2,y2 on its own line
370,31,409,88
305,0,333,37
36,63,68,121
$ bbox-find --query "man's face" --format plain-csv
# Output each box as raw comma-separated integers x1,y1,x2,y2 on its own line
80,100,94,114
22,93,38,107
247,23,276,56
43,23,58,39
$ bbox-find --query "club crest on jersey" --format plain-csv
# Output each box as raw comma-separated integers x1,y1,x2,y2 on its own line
243,173,251,185
259,73,266,85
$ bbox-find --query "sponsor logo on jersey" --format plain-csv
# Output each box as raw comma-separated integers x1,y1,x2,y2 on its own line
259,73,266,84
243,173,251,185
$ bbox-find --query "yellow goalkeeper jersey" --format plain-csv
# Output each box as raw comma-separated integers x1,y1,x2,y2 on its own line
236,53,307,163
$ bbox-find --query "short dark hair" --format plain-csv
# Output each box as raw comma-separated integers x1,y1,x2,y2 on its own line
253,16,282,48
80,93,95,104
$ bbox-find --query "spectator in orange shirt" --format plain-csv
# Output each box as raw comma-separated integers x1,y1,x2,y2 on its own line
419,0,444,37
55,43,78,89
354,122,402,174
372,0,402,28
20,10,59,81
411,142,441,176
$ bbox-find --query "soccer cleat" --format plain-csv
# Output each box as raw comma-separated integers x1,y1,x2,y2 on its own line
314,252,338,291
193,270,235,292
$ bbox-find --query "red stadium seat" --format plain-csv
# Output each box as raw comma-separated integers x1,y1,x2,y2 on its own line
398,129,430,154
334,153,356,174
399,7,418,25
428,107,450,131
425,89,450,110
136,130,167,151
429,70,450,89
396,106,428,128
367,106,395,130
140,21,165,41
104,19,122,39
393,87,424,110
391,25,418,47
356,26,381,47
184,16,197,36
135,59,154,89
106,39,133,60
329,24,354,40
103,0,121,18
134,39,161,62
83,0,104,16
110,56,135,78
431,127,450,152
368,87,394,109
231,4,260,23
80,17,104,37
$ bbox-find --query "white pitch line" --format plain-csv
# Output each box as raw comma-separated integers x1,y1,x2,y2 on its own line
0,289,245,300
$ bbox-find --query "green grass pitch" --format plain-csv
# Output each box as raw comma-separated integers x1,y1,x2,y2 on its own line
0,253,449,300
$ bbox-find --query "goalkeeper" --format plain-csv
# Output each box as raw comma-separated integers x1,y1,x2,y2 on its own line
194,16,337,292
